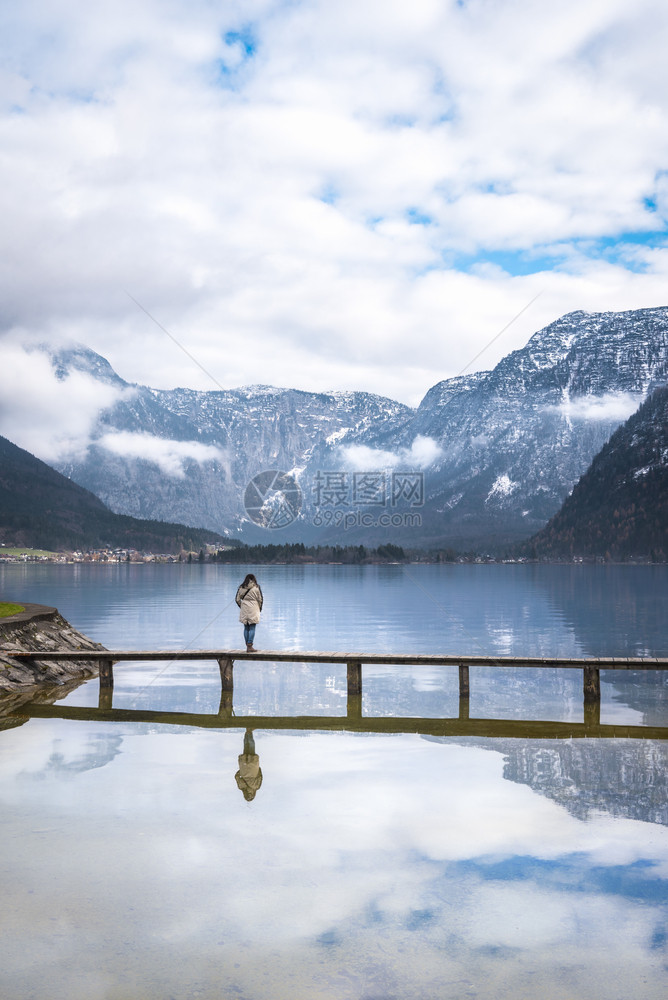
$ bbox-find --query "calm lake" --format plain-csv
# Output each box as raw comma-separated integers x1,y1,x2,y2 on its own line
1,563,667,999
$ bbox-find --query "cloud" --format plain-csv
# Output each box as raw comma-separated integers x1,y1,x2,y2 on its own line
4,728,668,961
339,434,443,471
97,431,229,478
0,341,127,462
551,392,644,423
0,0,667,419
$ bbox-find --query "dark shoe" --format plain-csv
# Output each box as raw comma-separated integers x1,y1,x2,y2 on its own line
247,644,257,652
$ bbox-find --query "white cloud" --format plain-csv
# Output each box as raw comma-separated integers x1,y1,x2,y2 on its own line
552,392,644,423
0,341,127,462
0,0,667,426
340,434,443,470
97,431,229,478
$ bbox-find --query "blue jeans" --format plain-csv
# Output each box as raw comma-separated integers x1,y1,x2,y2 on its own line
243,623,256,646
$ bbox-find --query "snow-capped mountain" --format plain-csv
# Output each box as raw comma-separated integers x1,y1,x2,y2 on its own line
52,359,413,538
45,306,668,548
392,306,668,547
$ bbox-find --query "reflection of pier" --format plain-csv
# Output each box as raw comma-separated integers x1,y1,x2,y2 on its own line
15,701,668,740
6,648,668,739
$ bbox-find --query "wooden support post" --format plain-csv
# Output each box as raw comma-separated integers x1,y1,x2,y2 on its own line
218,657,235,716
583,666,600,704
583,665,601,728
347,660,362,697
98,658,114,709
99,658,114,689
218,657,234,692
458,664,470,720
459,663,471,721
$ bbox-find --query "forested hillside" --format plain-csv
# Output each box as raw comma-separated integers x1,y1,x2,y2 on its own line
0,434,225,553
527,386,668,560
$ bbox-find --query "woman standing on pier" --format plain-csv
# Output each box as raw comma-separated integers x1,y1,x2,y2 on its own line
235,573,263,651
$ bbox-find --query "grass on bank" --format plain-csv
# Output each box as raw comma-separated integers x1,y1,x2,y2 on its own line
0,602,25,617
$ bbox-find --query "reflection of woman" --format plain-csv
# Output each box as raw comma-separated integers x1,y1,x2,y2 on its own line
235,729,263,801
235,573,263,652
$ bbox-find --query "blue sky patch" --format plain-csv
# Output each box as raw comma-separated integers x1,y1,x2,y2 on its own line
579,233,668,273
224,27,257,58
215,25,258,86
447,230,667,277
319,184,339,206
406,207,432,226
449,248,563,276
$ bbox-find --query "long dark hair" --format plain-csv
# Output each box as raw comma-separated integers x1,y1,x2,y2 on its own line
241,573,257,588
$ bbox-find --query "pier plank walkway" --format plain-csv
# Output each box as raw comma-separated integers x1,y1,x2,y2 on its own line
7,649,667,667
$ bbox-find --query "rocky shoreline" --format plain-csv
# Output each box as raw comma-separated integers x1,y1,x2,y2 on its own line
0,603,105,693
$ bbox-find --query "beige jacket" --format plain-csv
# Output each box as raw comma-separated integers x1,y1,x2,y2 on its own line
236,582,263,624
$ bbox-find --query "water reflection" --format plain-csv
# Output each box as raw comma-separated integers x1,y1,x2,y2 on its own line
3,562,667,660
12,696,668,744
1,563,667,998
530,564,668,658
235,729,263,801
468,737,668,827
1,722,667,1000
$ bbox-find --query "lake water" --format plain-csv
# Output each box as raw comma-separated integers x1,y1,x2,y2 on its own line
1,563,667,999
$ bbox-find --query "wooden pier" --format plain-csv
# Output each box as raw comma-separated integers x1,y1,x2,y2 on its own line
7,648,668,729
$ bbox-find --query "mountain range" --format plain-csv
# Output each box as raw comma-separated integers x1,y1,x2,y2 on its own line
16,306,668,550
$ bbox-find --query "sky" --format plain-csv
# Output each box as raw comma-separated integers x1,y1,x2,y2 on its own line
1,0,668,455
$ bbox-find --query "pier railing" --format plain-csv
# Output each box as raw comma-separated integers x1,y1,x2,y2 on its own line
6,648,668,728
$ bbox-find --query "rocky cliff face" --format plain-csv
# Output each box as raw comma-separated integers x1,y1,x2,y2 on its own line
45,306,668,548
0,605,105,693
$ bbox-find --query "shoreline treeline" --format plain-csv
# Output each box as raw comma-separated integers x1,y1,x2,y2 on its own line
211,542,461,564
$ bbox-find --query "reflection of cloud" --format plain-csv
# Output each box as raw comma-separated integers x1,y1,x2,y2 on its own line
462,879,658,958
97,431,229,478
340,435,443,470
2,727,668,999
